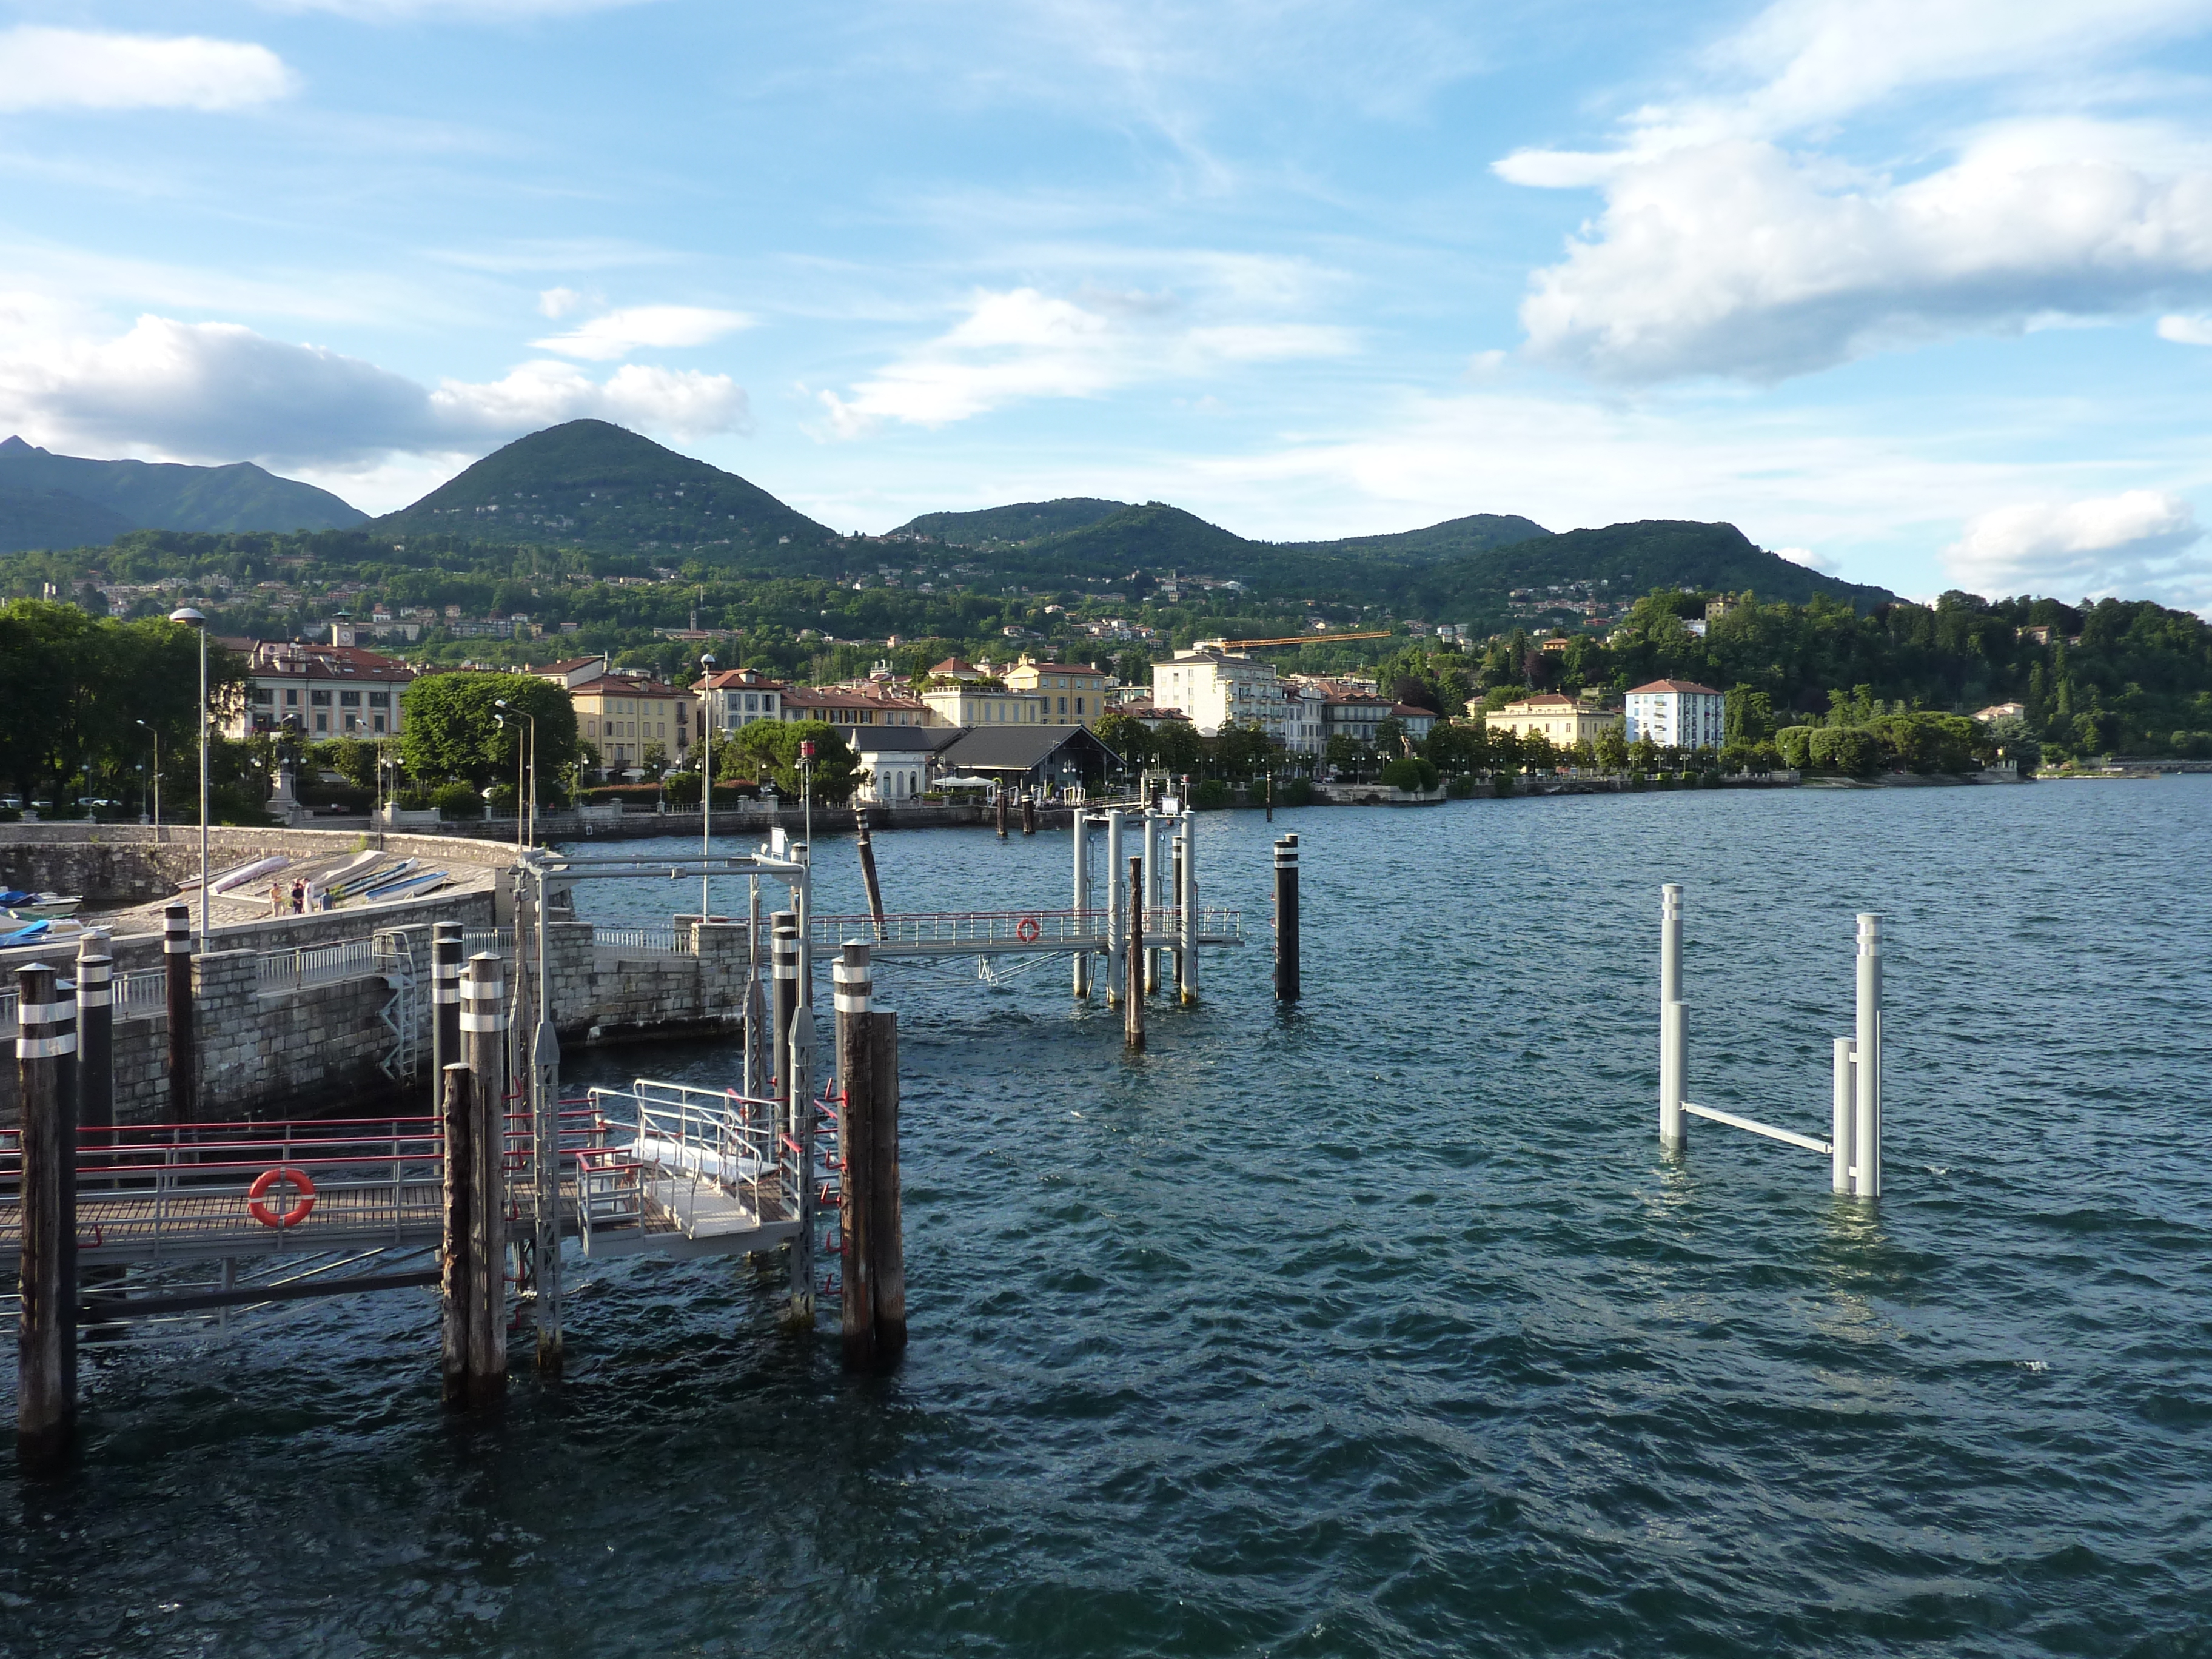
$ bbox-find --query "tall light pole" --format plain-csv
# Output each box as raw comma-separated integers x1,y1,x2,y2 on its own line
697,652,717,920
494,699,536,852
135,719,159,831
169,608,208,939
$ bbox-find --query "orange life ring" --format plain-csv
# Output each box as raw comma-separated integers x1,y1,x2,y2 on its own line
248,1166,317,1228
1016,914,1041,942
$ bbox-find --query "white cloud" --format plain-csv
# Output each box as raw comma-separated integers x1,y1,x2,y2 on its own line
0,26,296,113
1515,126,2212,382
536,287,588,320
2157,312,2212,343
1945,490,2210,607
532,304,754,360
0,312,747,467
1496,0,2212,381
1775,545,1838,574
816,284,1353,437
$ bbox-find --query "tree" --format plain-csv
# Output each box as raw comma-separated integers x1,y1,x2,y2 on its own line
1324,732,1364,780
1724,685,1775,746
398,671,579,791
1152,720,1204,776
1210,720,1273,780
1113,648,1152,687
729,719,860,805
1093,712,1154,769
1594,725,1629,771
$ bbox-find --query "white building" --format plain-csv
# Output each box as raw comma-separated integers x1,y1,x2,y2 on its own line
1625,679,1726,750
1151,645,1292,743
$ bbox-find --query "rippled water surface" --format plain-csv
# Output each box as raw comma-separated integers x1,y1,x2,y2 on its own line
6,779,2211,1657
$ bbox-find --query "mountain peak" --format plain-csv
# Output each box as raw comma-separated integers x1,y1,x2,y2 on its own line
1,435,38,454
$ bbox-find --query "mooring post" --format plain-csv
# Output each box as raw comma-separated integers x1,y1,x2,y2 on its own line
1266,773,1274,822
1179,806,1199,1005
871,1007,905,1361
996,785,1008,840
461,954,509,1403
773,910,814,1320
1125,855,1145,1051
1021,789,1037,837
1853,914,1882,1199
1831,1037,1856,1195
75,931,113,1155
432,921,463,1108
745,876,765,1098
854,809,887,939
438,1061,474,1407
1659,885,1686,1151
529,867,562,1377
15,962,78,1470
1171,830,1186,1000
1104,809,1125,1007
771,911,799,1135
163,902,194,1125
1071,812,1091,999
1273,834,1300,1002
835,943,876,1368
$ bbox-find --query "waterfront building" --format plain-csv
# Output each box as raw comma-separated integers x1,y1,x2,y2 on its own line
234,639,415,740
1477,693,1624,746
695,667,786,732
572,671,691,776
1156,645,1293,741
851,726,960,803
782,683,931,729
919,680,1045,727
1001,655,1109,726
1624,680,1726,749
935,724,1123,794
1289,676,1394,753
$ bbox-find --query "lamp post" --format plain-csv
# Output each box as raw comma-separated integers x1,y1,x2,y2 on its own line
135,719,159,831
168,608,208,939
697,652,716,921
800,737,815,856
494,699,537,851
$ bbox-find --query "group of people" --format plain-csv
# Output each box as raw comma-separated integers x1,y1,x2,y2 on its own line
267,877,333,916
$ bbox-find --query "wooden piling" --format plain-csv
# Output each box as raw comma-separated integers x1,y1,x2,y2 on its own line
1273,834,1300,1002
163,902,194,1124
432,921,463,1108
438,1061,474,1407
835,943,876,1367
75,931,112,1148
771,911,799,1127
1125,855,1145,1051
853,810,887,937
1021,791,1036,836
1265,774,1274,822
870,1011,905,1360
15,962,78,1470
460,955,508,1404
996,786,1008,839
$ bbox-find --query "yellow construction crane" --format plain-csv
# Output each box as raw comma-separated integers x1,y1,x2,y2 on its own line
1193,631,1394,649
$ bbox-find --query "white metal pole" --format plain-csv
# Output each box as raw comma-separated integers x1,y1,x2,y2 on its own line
1104,808,1125,1007
1659,884,1684,1149
1141,812,1159,994
1831,1037,1856,1194
1854,913,1882,1198
196,625,209,941
1180,806,1198,1004
700,656,716,922
1072,812,1090,998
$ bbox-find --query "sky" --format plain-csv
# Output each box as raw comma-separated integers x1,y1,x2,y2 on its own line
2,1,2212,611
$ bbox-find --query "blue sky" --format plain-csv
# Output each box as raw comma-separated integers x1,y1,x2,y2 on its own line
4,0,2212,610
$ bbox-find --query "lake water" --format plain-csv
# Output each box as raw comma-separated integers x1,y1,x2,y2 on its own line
5,779,2210,1657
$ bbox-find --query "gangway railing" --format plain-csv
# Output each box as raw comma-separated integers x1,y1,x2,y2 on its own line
580,1079,788,1252
1,967,163,1037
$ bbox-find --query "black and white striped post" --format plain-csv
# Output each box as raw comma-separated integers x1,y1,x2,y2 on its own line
431,921,463,1107
75,931,113,1146
1104,809,1125,1008
460,954,508,1403
1272,834,1299,1002
771,911,799,1131
438,1061,475,1407
1124,854,1145,1051
15,962,78,1469
835,943,877,1366
163,902,194,1124
1178,804,1198,1005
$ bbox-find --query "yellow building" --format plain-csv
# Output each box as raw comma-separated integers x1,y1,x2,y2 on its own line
571,671,692,777
1001,656,1109,725
1473,692,1624,745
920,682,1044,727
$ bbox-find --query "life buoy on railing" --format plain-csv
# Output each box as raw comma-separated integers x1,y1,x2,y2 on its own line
1016,914,1041,942
247,1166,317,1229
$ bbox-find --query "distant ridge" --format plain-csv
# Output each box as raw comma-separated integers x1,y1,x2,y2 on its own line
896,498,1128,545
372,419,835,556
0,435,367,552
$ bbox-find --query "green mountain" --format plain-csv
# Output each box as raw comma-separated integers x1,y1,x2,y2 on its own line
372,419,835,558
896,498,1127,545
0,488,137,555
0,436,366,546
1281,511,1553,565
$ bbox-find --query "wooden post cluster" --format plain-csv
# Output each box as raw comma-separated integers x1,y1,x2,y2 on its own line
15,962,78,1469
440,954,509,1405
163,902,194,1124
834,943,905,1370
1272,834,1300,1002
1124,854,1145,1051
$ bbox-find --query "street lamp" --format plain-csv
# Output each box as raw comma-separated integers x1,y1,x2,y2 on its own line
135,719,159,831
494,699,536,851
168,608,208,940
697,652,717,921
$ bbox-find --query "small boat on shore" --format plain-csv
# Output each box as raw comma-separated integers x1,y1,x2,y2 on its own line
0,888,82,917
